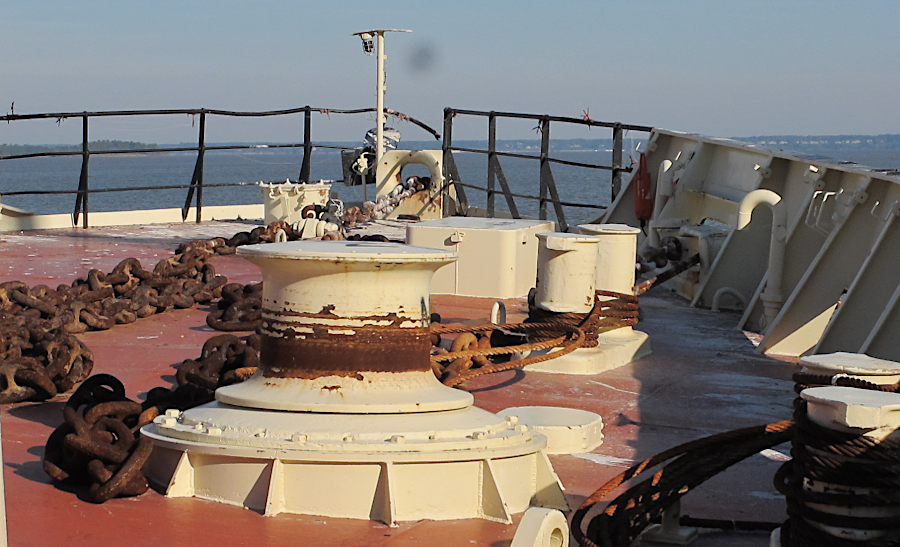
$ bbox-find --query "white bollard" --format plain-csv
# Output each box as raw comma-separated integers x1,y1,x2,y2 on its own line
534,233,601,313
524,226,650,375
577,223,641,295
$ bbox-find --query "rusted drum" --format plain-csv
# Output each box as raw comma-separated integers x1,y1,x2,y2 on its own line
214,240,470,413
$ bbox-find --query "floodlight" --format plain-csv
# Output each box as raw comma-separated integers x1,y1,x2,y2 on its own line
360,33,374,55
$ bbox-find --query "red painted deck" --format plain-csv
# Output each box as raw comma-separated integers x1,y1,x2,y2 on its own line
0,223,799,546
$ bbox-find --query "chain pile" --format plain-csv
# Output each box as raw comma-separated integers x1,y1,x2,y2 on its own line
42,374,158,503
572,420,795,547
193,221,294,256
41,332,261,503
175,333,260,397
206,283,263,331
0,309,93,403
0,247,227,403
430,290,639,388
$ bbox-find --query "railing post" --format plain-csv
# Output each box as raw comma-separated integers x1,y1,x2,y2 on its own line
539,116,550,221
182,109,206,222
443,108,467,215
611,122,623,202
196,110,206,223
299,106,312,182
487,112,496,217
73,113,89,228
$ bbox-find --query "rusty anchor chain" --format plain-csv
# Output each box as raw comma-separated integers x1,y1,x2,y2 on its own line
175,333,260,396
186,221,296,256
206,283,263,331
41,332,261,503
43,374,158,503
0,242,228,403
0,221,322,403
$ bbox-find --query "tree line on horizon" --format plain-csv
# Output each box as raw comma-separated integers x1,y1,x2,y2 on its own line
3,134,900,158
0,140,158,157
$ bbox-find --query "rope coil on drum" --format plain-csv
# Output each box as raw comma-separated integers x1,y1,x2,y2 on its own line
774,372,900,546
429,290,640,387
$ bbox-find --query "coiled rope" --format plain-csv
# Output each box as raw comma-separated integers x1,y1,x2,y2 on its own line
430,290,639,387
572,420,795,547
775,373,900,546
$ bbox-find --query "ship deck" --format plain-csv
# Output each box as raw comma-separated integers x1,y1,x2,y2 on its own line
0,221,799,547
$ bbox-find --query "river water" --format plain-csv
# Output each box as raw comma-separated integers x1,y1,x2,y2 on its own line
1,146,898,229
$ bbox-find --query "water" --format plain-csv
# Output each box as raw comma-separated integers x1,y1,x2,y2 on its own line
0,147,617,228
2,146,898,229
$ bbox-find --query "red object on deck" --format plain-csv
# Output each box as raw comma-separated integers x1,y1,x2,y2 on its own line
634,152,653,222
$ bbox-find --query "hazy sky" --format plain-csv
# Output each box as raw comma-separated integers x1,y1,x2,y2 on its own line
3,1,899,144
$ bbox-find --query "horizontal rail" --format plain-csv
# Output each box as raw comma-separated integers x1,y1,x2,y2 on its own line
447,108,653,133
453,181,606,210
450,146,632,173
0,181,263,197
0,106,441,140
0,143,361,162
1,107,367,121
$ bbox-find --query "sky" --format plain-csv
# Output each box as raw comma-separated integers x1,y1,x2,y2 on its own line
3,1,899,145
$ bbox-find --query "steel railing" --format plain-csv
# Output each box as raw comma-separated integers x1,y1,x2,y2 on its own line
2,106,652,231
0,106,439,227
442,108,652,231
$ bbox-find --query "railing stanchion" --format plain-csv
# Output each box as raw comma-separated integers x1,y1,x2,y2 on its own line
196,110,206,222
443,108,467,215
487,112,496,217
539,117,568,231
539,116,550,221
73,114,90,228
299,106,312,182
612,122,623,202
183,109,206,221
